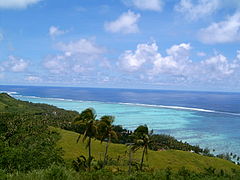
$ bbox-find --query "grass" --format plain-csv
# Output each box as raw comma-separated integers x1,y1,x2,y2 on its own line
54,127,240,173
5,166,240,180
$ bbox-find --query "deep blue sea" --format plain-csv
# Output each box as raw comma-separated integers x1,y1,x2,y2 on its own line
1,85,240,156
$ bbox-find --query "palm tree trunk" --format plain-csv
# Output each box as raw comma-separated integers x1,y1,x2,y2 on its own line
128,147,133,174
88,137,91,171
103,135,111,166
140,146,146,171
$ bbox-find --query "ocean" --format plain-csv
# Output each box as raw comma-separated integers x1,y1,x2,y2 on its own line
1,85,240,156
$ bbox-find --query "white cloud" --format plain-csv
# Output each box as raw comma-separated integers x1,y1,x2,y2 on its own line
3,56,28,72
105,10,140,34
25,75,42,82
43,55,66,74
237,50,240,60
118,42,240,83
0,0,41,9
175,0,219,21
151,43,191,75
119,43,159,72
124,0,163,11
49,26,66,38
44,39,107,74
200,54,238,80
119,42,191,76
56,39,105,55
199,12,240,44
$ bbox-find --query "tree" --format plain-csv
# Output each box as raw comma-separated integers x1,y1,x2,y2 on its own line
131,125,152,171
73,108,98,171
98,115,118,167
0,113,63,172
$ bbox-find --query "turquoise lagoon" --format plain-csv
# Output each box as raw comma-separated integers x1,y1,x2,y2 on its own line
15,95,240,156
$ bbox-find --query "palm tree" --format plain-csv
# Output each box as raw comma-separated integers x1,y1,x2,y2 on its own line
131,125,152,171
73,108,98,171
98,115,118,167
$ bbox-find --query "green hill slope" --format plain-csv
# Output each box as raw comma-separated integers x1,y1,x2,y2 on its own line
0,93,78,121
55,128,240,173
0,93,41,113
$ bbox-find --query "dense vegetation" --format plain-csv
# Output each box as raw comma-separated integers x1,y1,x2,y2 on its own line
0,113,64,172
2,165,240,180
0,93,78,127
1,93,240,179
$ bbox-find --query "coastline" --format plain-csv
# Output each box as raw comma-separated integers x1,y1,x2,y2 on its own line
1,90,238,157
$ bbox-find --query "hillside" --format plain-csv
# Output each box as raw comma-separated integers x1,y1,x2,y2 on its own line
0,93,78,129
55,127,240,173
0,93,78,115
0,93,41,113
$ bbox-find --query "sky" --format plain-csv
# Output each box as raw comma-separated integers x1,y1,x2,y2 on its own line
0,0,240,92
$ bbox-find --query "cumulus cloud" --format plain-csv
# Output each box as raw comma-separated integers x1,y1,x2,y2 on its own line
44,39,108,75
151,43,192,75
123,0,163,11
119,43,159,72
175,0,219,21
0,0,41,9
199,12,240,44
119,42,191,75
49,26,66,38
118,42,240,83
105,10,140,34
3,56,29,72
200,54,238,80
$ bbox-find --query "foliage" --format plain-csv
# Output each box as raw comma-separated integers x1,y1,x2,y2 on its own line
149,134,204,153
98,115,118,166
73,108,98,171
72,155,88,172
216,153,233,161
130,125,153,171
0,113,64,173
1,165,240,180
0,93,78,128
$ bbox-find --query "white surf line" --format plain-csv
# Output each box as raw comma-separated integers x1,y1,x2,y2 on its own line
0,91,18,95
119,103,240,116
7,93,240,116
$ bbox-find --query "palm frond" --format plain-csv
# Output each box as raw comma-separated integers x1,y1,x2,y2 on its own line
76,134,81,143
131,145,141,152
110,130,118,140
82,130,88,142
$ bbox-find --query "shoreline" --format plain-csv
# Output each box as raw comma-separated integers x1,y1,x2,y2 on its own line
1,90,240,157
1,90,239,117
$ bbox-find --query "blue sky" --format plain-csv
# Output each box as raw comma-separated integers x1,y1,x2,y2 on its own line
0,0,240,92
